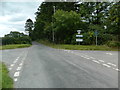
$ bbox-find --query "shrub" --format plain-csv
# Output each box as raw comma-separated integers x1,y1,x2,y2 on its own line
2,36,31,45
106,41,120,47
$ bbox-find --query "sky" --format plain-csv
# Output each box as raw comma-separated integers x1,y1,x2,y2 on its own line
0,0,118,37
0,0,44,37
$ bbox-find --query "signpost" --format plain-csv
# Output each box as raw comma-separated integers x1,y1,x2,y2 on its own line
76,30,83,45
76,35,83,37
94,30,98,46
77,30,81,34
76,39,83,42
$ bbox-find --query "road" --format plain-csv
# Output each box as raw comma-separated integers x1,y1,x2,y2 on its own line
1,42,119,88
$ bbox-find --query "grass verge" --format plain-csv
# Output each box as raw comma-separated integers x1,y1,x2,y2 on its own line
38,40,118,51
0,44,31,50
0,62,13,89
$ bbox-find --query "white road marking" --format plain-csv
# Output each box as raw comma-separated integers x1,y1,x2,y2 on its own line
13,60,17,64
86,58,90,59
106,53,113,55
115,68,120,71
102,64,111,68
107,63,117,67
14,72,20,77
14,78,18,82
90,57,95,59
19,63,23,66
17,67,22,71
98,60,105,63
10,64,14,67
8,68,12,70
17,57,20,59
83,57,87,59
92,60,100,64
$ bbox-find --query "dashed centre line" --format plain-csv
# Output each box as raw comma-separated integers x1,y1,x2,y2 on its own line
63,50,118,72
106,53,113,55
107,63,116,67
102,64,111,68
98,60,105,63
90,57,95,59
92,60,100,64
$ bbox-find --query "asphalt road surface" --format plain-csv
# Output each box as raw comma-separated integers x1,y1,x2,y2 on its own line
1,42,119,88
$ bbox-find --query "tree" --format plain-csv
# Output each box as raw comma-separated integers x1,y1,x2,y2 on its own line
106,2,120,36
25,19,33,38
5,31,25,38
53,10,85,44
32,2,79,40
2,31,31,45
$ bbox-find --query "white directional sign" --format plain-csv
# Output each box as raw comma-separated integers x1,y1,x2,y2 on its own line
76,35,83,37
76,39,83,42
77,30,81,34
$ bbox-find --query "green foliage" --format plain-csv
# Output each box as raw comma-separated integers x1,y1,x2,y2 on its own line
2,31,32,45
38,40,118,51
0,62,13,88
82,32,95,45
106,2,120,35
0,44,31,50
106,41,120,47
31,2,118,47
32,2,79,40
25,18,33,38
53,10,85,44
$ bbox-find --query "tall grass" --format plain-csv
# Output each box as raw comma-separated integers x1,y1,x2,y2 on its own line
0,62,13,88
38,40,118,51
0,44,31,50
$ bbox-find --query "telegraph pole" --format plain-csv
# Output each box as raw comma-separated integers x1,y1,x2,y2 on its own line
52,6,55,43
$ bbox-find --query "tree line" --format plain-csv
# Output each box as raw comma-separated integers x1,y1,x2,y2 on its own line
25,1,120,47
2,31,31,45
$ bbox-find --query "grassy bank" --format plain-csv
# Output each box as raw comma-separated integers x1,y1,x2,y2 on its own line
0,44,31,50
0,62,13,89
38,40,118,51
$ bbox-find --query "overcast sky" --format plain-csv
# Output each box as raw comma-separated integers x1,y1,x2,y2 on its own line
0,0,44,37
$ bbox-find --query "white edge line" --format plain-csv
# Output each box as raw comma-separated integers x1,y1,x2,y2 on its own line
14,78,18,82
10,64,14,67
14,72,20,77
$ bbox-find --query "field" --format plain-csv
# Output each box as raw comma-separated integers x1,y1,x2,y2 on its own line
38,40,118,51
0,44,31,50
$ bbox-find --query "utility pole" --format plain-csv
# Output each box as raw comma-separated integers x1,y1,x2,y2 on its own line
52,6,55,43
95,2,99,46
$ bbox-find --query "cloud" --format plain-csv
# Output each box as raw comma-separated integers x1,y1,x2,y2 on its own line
0,1,42,37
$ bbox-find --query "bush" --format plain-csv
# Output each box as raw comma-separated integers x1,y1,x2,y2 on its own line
106,41,120,47
2,36,32,45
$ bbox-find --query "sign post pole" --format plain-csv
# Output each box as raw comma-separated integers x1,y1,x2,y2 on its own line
95,30,98,46
96,33,97,46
